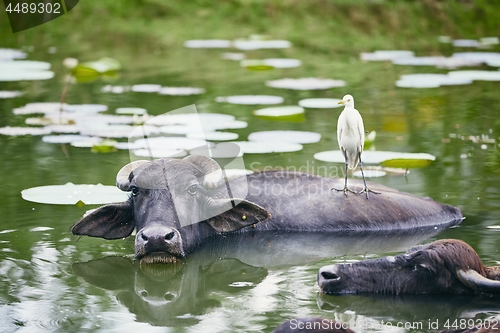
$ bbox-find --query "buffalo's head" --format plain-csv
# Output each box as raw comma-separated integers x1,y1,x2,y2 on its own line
318,239,500,295
72,155,271,264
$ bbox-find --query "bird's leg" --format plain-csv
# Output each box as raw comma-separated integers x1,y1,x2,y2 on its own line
332,150,356,195
357,152,380,199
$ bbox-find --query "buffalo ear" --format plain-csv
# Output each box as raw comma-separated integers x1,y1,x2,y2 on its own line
207,199,271,233
72,202,135,240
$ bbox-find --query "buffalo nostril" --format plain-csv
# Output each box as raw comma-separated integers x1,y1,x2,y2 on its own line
141,232,148,242
321,271,340,281
165,231,175,241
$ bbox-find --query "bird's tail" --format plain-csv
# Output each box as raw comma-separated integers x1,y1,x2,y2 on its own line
347,152,360,170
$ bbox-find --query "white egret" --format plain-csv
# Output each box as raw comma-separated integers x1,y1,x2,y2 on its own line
332,94,379,199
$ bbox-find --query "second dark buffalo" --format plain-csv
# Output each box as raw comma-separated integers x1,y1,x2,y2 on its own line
72,156,463,264
318,239,500,295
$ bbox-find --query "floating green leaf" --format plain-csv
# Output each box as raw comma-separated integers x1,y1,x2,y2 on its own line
240,60,274,71
381,158,433,169
91,140,118,153
71,57,121,83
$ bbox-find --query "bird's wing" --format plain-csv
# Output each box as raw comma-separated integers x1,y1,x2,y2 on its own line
337,112,344,149
355,109,365,152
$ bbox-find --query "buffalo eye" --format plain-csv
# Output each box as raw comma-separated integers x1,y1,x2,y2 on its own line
187,185,198,195
131,186,140,197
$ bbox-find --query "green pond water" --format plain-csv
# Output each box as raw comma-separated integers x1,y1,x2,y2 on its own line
1,32,500,333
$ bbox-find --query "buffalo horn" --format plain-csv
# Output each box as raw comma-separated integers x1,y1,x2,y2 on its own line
457,269,500,294
183,155,223,189
116,160,150,191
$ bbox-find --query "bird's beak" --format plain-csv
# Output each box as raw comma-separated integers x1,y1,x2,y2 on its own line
338,100,345,105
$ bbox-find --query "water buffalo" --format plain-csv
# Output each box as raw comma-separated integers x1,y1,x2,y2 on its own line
72,155,463,264
318,239,500,295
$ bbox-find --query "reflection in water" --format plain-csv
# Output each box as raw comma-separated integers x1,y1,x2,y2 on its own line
318,293,500,333
71,230,444,328
73,256,268,327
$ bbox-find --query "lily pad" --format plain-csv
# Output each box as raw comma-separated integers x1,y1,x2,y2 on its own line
21,183,128,205
73,115,133,127
91,140,118,153
13,102,68,115
184,40,231,48
42,135,93,144
222,169,253,179
452,52,500,64
298,98,342,109
396,74,472,88
102,85,129,93
0,48,27,60
381,158,433,168
131,84,162,93
0,126,51,136
480,37,499,46
0,69,54,81
353,170,387,178
80,125,135,138
218,95,284,105
240,60,274,71
147,113,235,126
133,137,208,150
133,148,187,158
314,150,435,166
0,91,23,98
190,142,243,158
45,125,80,134
233,39,291,50
72,57,121,75
248,130,321,144
453,39,480,48
204,120,248,130
71,137,103,148
447,70,500,81
64,104,108,114
160,125,204,135
158,87,205,95
0,60,50,71
360,50,414,61
222,52,246,61
116,107,147,115
263,58,302,68
186,131,239,141
253,106,304,117
230,141,303,154
265,77,346,90
392,56,481,69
